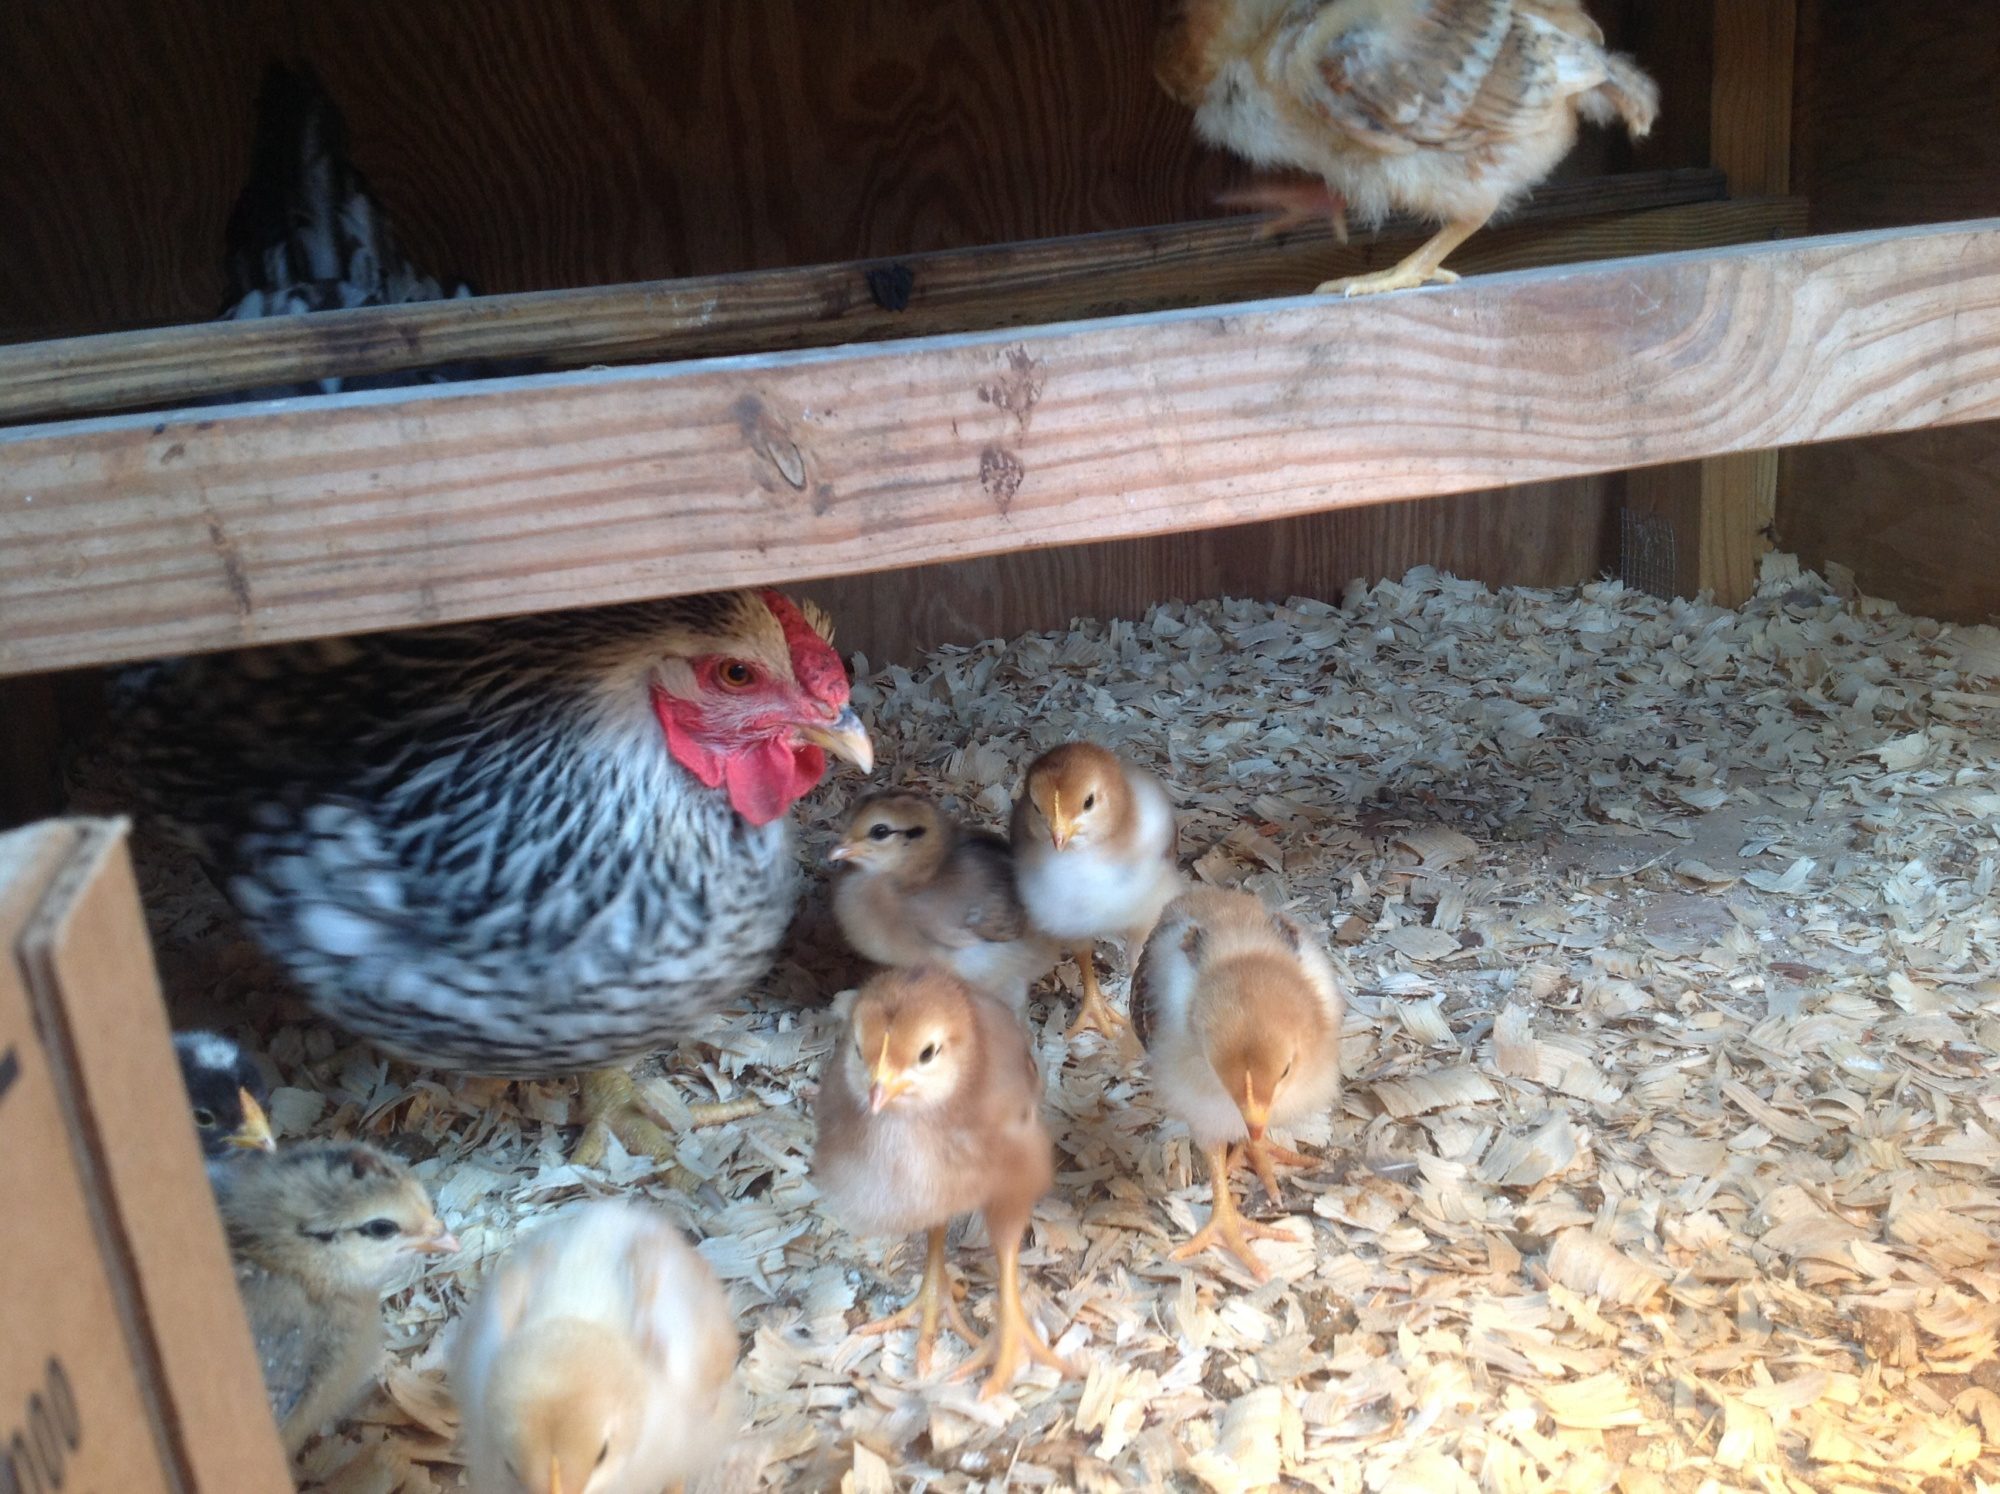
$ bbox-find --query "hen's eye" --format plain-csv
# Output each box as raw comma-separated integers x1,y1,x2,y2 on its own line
1083,793,1097,811
717,660,756,689
356,1218,401,1240
918,1042,940,1064
192,1107,217,1129
868,823,894,841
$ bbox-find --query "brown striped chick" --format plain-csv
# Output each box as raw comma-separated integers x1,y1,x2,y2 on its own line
454,1200,739,1494
1133,889,1344,1282
217,1141,458,1455
1011,743,1186,1041
812,968,1077,1397
830,792,1059,1014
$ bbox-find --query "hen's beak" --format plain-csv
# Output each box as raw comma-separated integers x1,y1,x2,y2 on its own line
868,1038,910,1114
800,707,874,774
1242,1073,1269,1142
1048,791,1074,850
227,1089,276,1152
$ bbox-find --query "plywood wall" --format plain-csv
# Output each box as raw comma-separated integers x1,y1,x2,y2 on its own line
1,0,1687,669
1779,0,2000,622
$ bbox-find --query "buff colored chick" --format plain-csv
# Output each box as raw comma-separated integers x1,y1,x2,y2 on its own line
218,1141,458,1455
813,968,1076,1397
830,792,1059,1013
1133,889,1344,1281
454,1200,740,1494
1157,0,1659,295
1011,743,1185,1041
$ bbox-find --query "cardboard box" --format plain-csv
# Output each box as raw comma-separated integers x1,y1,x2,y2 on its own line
1,818,291,1493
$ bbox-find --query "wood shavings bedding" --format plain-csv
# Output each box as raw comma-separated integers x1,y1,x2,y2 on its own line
103,554,2000,1491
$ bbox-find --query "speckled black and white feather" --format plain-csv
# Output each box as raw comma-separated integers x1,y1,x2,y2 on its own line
115,595,814,1076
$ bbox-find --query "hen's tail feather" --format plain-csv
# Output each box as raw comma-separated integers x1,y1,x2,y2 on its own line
1577,52,1659,140
209,60,535,400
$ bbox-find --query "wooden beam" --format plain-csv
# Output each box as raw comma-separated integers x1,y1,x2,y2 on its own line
1626,0,1797,606
2,219,1997,679
0,170,1725,427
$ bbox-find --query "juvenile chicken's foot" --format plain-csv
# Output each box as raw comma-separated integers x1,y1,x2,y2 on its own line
1065,950,1128,1041
571,1068,678,1166
857,1226,977,1375
1172,1140,1299,1282
1316,217,1483,297
1234,1135,1320,1205
1216,180,1349,242
951,1226,1078,1398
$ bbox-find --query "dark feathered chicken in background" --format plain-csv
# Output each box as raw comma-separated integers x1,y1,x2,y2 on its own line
214,60,526,398
118,591,871,1160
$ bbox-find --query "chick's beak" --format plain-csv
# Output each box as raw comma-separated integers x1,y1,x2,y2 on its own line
799,706,873,775
413,1222,460,1256
1047,791,1074,850
827,841,856,864
867,1039,910,1114
227,1089,276,1152
547,1454,564,1494
1242,1074,1269,1142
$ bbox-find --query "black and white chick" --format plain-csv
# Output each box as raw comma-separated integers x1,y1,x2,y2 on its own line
217,1140,458,1456
174,1029,275,1171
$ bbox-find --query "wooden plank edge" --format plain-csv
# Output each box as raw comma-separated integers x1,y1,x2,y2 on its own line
0,169,1725,426
1,216,1995,679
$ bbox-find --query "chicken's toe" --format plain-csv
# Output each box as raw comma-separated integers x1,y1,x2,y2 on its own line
571,1068,678,1166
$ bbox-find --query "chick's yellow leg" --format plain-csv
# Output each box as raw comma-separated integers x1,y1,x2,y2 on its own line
1235,1136,1320,1205
1173,1141,1300,1283
1315,218,1484,298
1065,948,1127,1040
856,1226,976,1375
571,1068,677,1166
951,1227,1078,1398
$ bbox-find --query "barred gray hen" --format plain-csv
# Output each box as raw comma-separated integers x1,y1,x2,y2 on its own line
117,590,871,1159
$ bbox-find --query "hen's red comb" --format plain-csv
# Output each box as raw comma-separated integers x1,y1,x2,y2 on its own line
760,589,848,704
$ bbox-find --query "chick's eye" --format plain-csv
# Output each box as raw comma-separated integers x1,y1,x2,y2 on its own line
905,826,927,840
356,1218,401,1240
192,1108,217,1128
919,1042,940,1064
716,660,757,690
868,823,894,841
1083,793,1097,811
596,1439,611,1467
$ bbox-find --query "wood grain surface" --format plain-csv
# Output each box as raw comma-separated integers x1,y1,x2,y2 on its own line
3,222,1997,677
1,174,1777,425
0,0,1687,344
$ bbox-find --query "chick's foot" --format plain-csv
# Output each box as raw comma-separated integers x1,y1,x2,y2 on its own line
1064,954,1128,1041
1235,1135,1320,1205
857,1225,976,1375
1173,1141,1300,1283
950,1233,1078,1399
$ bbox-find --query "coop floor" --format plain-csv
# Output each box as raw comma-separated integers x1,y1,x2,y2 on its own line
121,557,2000,1494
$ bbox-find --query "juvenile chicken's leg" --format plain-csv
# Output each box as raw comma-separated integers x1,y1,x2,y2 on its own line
1172,1141,1300,1282
1235,1136,1320,1205
1066,949,1128,1040
951,1223,1077,1398
857,1226,977,1374
1316,218,1484,298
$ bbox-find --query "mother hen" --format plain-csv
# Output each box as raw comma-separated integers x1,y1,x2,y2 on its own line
118,590,871,1159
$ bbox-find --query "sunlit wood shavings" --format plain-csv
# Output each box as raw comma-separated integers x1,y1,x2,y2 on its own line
83,556,2000,1491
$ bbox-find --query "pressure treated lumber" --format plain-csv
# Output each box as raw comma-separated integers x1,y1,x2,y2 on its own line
2,219,1998,679
0,170,1726,425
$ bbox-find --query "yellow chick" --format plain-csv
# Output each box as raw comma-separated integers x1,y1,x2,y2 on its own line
830,791,1059,1012
1133,889,1344,1281
217,1141,458,1455
454,1200,740,1494
1011,743,1186,1040
812,967,1077,1397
